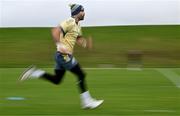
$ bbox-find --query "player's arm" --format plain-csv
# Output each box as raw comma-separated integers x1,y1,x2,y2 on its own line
51,26,62,43
77,36,92,50
51,26,70,54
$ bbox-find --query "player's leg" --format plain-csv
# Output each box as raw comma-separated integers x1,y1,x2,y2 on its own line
64,54,103,109
70,63,104,109
41,69,66,84
70,63,87,93
19,65,44,81
20,52,66,84
40,51,68,84
19,66,66,85
61,54,87,93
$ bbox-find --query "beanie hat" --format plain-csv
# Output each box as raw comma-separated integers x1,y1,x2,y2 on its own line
69,4,84,16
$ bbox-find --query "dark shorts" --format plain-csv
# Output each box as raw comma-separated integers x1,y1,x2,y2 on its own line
55,52,78,70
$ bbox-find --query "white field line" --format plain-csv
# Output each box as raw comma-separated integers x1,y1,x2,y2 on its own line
155,68,180,88
144,109,176,113
84,67,143,70
84,67,124,70
1,67,180,70
84,68,180,70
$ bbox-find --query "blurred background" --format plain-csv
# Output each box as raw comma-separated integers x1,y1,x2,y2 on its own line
0,0,179,68
0,0,180,115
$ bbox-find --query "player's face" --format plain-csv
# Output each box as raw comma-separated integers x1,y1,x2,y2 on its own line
79,11,85,20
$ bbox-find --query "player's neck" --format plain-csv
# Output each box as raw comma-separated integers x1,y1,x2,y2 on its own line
72,16,79,24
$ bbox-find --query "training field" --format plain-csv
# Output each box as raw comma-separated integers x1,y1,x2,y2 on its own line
0,68,179,115
0,25,180,68
0,25,180,115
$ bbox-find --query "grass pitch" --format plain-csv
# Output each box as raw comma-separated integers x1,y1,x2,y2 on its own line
0,68,179,115
0,25,180,68
0,25,180,115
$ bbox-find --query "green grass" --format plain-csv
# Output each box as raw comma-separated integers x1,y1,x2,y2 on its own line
0,25,180,115
0,25,180,68
0,68,180,115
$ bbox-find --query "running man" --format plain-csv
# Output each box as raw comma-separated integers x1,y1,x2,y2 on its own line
20,4,104,109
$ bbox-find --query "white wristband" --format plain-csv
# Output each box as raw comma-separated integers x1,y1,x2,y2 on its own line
56,43,70,54
56,43,60,50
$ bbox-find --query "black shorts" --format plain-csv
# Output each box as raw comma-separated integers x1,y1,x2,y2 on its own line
54,52,78,70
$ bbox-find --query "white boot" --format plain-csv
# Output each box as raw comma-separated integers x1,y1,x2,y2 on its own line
80,91,104,109
19,65,45,81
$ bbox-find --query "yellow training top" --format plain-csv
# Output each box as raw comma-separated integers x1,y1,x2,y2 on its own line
59,17,82,54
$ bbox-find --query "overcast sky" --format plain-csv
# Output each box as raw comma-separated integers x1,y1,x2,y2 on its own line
0,0,179,27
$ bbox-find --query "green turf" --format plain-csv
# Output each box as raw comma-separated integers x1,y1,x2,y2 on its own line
0,68,179,115
0,25,180,68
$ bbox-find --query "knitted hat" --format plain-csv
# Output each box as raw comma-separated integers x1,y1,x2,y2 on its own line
69,4,84,16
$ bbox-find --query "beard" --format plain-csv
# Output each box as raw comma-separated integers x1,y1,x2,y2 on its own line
79,15,85,20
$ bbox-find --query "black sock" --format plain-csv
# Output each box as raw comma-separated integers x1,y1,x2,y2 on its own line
41,69,66,85
70,64,87,93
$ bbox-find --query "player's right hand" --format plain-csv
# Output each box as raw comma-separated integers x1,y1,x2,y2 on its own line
56,43,71,54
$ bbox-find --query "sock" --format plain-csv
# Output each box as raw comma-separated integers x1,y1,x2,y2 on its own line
30,69,45,78
80,91,92,101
